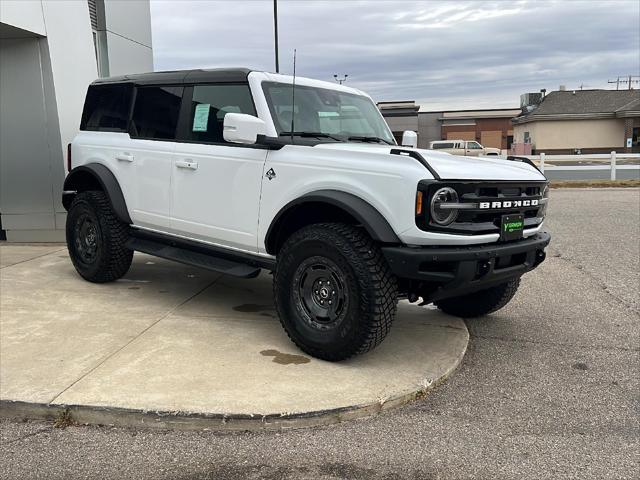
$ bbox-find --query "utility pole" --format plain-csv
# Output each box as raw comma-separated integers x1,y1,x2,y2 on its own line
273,0,279,73
334,74,348,85
608,75,639,90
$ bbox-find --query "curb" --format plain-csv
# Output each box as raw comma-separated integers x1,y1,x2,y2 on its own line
0,334,468,431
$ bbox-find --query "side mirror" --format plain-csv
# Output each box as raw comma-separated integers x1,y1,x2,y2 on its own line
401,130,418,148
223,113,267,144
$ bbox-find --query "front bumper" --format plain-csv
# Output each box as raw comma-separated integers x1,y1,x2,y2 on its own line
382,232,551,302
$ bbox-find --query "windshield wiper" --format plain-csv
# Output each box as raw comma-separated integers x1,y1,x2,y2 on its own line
280,131,341,141
348,135,393,145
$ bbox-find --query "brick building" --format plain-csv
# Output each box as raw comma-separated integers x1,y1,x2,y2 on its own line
377,101,519,151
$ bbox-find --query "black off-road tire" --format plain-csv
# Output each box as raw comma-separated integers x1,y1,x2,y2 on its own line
66,190,133,283
435,278,520,318
274,223,398,361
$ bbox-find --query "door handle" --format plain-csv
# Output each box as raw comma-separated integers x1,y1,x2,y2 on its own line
176,160,198,170
115,153,134,162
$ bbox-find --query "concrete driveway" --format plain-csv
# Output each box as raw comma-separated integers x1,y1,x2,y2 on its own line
1,188,639,480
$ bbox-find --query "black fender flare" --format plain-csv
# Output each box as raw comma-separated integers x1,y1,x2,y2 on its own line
265,190,400,253
62,164,132,224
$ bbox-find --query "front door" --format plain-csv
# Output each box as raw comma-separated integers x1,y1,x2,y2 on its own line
465,141,484,156
170,84,267,252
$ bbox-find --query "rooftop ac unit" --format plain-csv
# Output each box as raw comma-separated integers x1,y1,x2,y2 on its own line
520,92,543,109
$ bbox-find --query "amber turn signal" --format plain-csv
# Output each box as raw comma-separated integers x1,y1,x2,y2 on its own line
415,191,423,215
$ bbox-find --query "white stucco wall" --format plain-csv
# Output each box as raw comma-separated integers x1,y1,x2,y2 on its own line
514,119,626,150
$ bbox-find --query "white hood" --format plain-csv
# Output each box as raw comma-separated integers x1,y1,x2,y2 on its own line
313,143,546,181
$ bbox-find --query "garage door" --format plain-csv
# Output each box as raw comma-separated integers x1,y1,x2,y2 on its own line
480,130,502,149
447,131,475,141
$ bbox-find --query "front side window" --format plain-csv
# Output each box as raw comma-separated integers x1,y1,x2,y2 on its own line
187,84,256,143
130,86,183,140
467,141,482,149
80,84,133,132
262,82,395,145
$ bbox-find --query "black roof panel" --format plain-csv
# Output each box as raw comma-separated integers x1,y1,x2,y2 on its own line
92,68,253,86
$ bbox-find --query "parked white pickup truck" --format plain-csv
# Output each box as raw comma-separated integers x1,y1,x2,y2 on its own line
63,68,550,361
429,140,501,156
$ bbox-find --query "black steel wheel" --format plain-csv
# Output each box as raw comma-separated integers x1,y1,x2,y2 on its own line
66,191,133,283
73,212,100,265
274,223,398,361
293,256,349,330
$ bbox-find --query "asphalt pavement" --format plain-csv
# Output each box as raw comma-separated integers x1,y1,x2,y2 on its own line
1,188,639,480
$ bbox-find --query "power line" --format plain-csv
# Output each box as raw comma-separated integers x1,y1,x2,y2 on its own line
607,75,640,90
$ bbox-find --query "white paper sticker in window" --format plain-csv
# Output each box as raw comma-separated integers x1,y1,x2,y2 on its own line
192,103,210,132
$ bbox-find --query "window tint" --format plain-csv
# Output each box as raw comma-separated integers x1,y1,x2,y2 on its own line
80,84,133,132
130,86,183,140
188,84,256,143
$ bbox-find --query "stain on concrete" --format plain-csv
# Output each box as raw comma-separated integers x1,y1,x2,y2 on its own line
572,362,588,370
259,312,276,318
234,304,274,313
260,349,310,365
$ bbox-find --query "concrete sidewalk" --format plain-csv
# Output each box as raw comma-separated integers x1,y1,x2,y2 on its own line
0,245,468,430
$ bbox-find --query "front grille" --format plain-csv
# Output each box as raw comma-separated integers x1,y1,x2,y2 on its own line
417,181,547,235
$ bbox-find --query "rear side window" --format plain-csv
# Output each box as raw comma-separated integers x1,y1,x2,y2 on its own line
80,84,133,132
432,142,454,149
187,84,256,143
130,86,183,140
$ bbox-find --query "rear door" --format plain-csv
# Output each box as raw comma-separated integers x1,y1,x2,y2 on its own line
169,83,267,252
121,85,183,230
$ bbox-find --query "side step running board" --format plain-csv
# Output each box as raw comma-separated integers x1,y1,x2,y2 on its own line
126,237,262,278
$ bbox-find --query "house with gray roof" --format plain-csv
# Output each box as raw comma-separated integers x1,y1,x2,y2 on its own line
512,89,639,154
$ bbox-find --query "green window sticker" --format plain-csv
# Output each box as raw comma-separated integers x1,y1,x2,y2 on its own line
192,103,210,132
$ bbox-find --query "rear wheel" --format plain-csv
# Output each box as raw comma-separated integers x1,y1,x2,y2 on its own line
435,278,520,318
274,223,398,361
66,191,133,283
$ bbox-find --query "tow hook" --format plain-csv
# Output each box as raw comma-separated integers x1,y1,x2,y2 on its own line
478,261,491,277
534,250,546,266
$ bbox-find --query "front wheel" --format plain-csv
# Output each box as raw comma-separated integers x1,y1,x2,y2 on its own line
434,278,520,318
274,223,398,361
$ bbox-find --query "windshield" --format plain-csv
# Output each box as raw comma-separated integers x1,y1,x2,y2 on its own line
262,82,395,144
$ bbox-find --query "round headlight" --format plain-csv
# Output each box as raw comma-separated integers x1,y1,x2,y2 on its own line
430,187,459,225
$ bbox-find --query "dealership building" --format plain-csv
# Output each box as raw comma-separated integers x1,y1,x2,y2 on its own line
0,0,153,241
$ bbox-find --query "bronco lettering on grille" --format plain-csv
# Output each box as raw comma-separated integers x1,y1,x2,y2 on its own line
478,199,539,209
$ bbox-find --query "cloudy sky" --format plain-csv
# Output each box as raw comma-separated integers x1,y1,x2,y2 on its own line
150,0,640,110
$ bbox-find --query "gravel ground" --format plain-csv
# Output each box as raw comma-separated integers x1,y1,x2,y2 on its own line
1,188,639,480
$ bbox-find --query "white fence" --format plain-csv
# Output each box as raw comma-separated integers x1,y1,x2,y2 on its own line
503,152,640,180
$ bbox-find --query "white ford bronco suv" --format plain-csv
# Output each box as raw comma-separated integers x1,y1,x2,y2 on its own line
64,68,550,361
